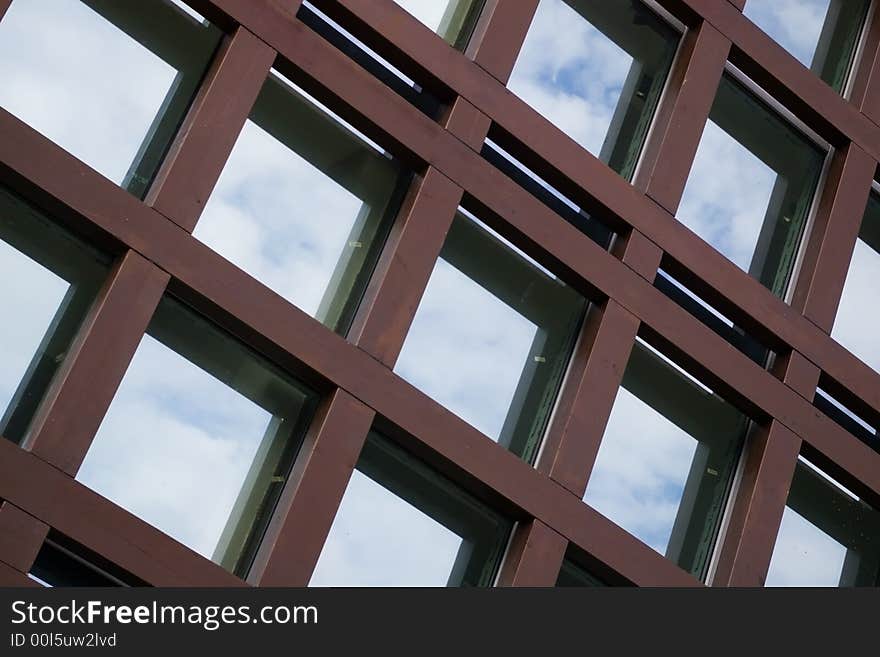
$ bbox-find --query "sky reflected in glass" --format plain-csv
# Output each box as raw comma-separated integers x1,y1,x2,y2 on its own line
832,197,880,373
0,0,176,186
311,470,462,587
0,241,68,421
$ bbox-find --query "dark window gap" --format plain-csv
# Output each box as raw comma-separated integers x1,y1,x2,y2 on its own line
557,545,627,587
480,138,615,249
814,383,878,449
29,533,146,587
297,1,443,119
654,269,772,367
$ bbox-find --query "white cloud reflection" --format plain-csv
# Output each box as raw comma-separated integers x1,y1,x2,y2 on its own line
393,0,451,33
677,119,777,273
765,505,847,587
743,0,830,69
508,0,633,156
584,385,698,555
831,238,880,374
194,118,362,318
0,240,68,418
310,470,462,587
0,0,176,186
76,334,274,560
394,255,538,441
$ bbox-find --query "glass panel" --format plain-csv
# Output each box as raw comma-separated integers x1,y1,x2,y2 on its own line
766,458,880,586
583,339,751,578
678,73,825,298
0,0,222,198
194,71,410,334
832,191,880,373
743,0,871,93
311,432,511,586
394,210,588,463
76,297,318,577
556,559,605,586
392,0,485,49
0,188,108,445
507,0,680,179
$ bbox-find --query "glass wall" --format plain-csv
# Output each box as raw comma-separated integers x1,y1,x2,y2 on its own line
77,297,318,577
507,0,680,180
743,0,871,93
311,431,511,586
583,339,751,579
831,190,880,373
392,0,485,49
194,70,411,335
0,188,108,446
394,209,588,463
766,458,880,586
678,72,826,298
0,0,222,197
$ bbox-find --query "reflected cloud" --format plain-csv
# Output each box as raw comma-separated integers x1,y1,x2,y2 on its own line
311,470,462,587
678,119,777,272
0,0,176,184
77,335,274,560
0,240,68,416
744,0,829,68
195,119,362,318
832,238,880,373
584,387,697,554
765,505,847,587
395,257,538,441
508,0,632,156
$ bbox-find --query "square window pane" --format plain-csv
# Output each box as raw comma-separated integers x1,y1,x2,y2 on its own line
583,340,751,578
0,0,221,198
392,0,485,49
194,71,410,334
394,210,588,463
76,297,318,577
743,0,870,93
311,432,511,586
766,458,880,586
508,0,680,179
0,188,108,445
832,191,880,373
678,73,825,298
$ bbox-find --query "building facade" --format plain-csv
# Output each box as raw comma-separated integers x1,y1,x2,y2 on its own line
0,0,879,587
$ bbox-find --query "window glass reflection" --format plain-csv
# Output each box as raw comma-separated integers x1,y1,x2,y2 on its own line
766,458,880,586
0,0,221,198
77,297,318,577
0,188,108,446
194,71,410,335
394,210,588,463
678,73,825,298
508,0,680,179
832,191,880,373
393,0,484,49
583,339,751,578
743,0,870,93
311,432,511,586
